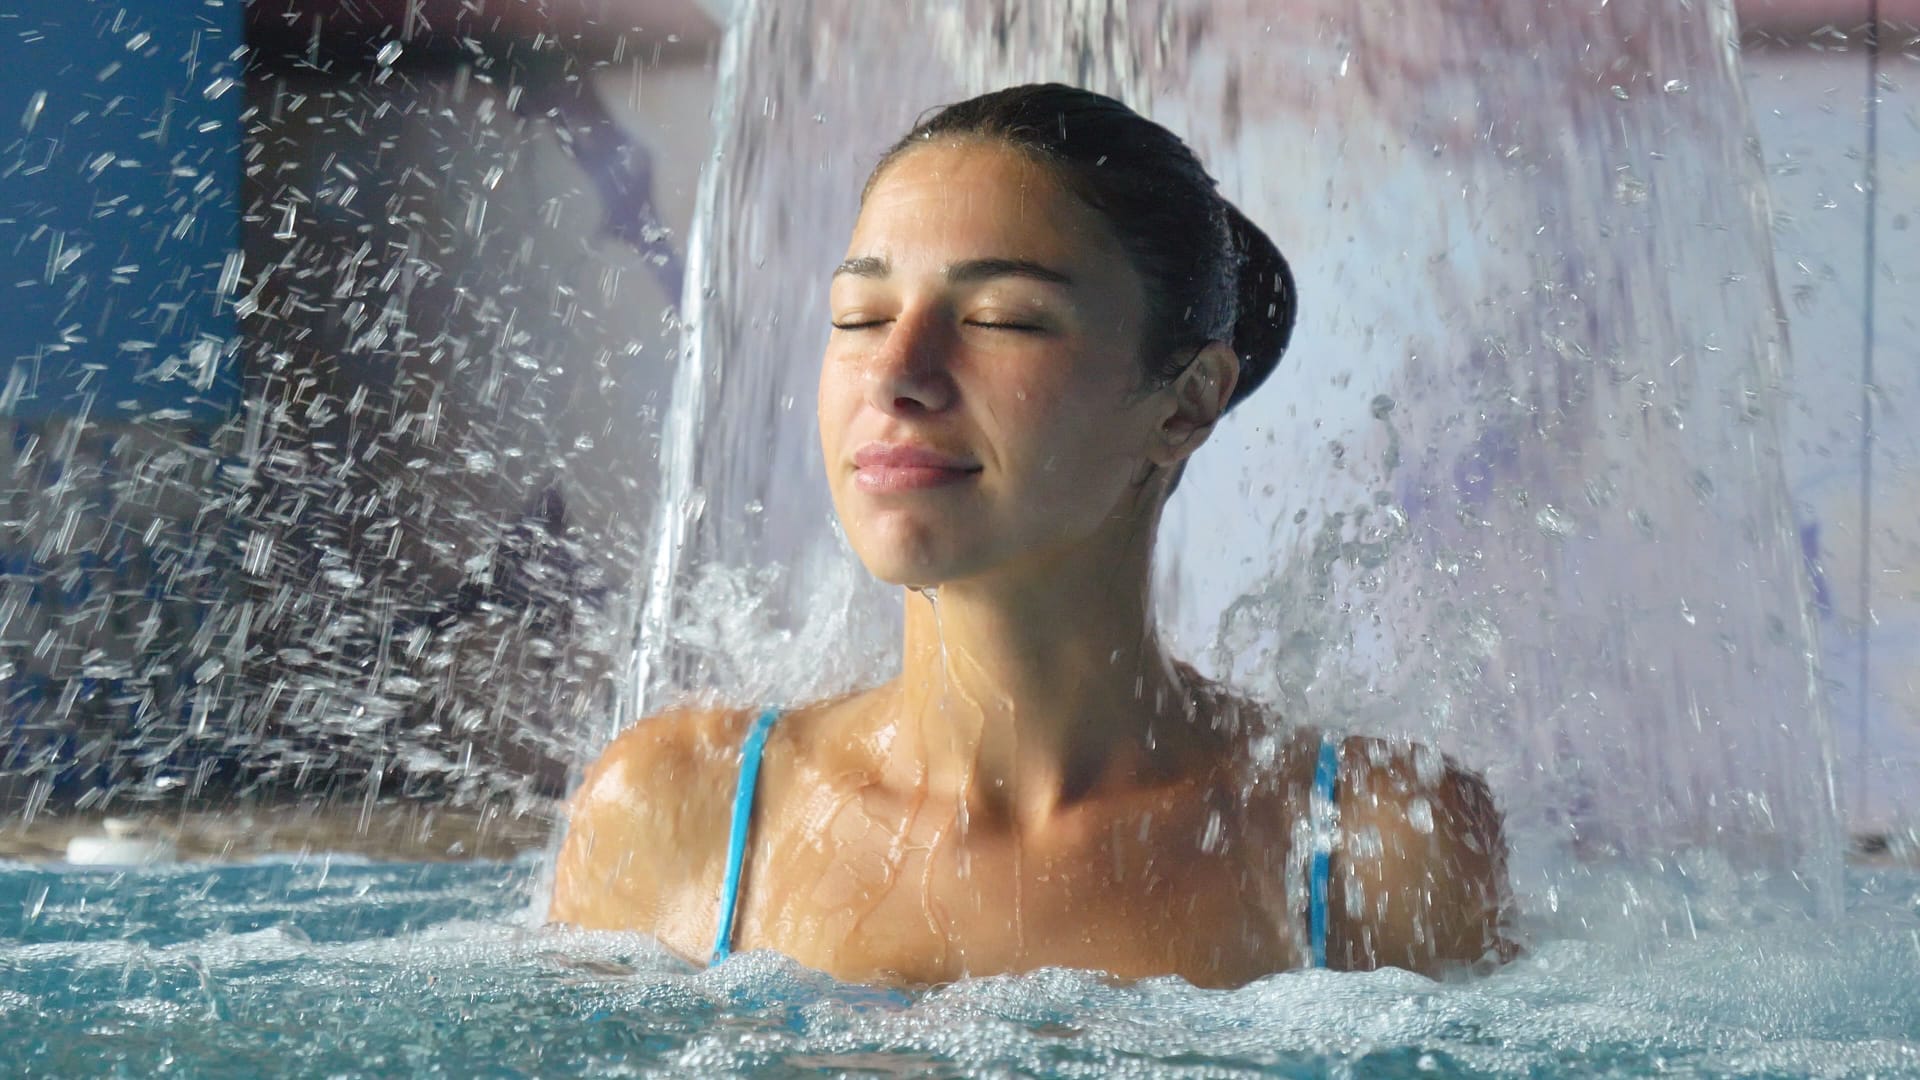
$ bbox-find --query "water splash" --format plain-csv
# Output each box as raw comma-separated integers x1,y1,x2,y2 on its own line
4,860,1918,1075
644,0,1838,937
2,9,702,824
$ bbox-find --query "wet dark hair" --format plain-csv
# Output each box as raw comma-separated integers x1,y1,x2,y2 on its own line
866,83,1296,411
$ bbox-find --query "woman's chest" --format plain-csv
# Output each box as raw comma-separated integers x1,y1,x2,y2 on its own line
734,788,1302,986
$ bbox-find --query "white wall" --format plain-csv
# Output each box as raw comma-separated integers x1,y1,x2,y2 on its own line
1745,34,1920,834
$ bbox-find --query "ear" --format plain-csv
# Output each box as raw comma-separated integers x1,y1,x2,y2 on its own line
1147,341,1239,468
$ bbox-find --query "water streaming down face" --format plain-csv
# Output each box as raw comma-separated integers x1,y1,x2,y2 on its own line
644,0,1841,933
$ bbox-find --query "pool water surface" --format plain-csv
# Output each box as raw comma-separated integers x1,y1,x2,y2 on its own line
3,858,1918,1078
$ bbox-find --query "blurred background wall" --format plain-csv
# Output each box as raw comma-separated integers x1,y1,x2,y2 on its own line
2,2,251,817
0,0,1914,842
1739,0,1920,836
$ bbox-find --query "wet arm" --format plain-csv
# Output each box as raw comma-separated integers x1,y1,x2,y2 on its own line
1326,744,1513,976
548,711,731,946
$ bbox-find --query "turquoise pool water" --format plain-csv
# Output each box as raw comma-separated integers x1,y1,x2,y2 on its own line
3,858,1918,1078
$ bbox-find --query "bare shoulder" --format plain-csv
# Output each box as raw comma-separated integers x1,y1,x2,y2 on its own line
547,705,761,950
1323,733,1514,976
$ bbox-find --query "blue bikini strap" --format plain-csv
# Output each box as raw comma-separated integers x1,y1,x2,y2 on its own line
711,707,780,964
1309,733,1340,969
710,712,1338,967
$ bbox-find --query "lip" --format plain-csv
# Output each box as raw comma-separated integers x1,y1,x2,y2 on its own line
851,441,982,493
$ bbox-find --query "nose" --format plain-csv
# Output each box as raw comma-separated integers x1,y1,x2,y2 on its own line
865,306,956,417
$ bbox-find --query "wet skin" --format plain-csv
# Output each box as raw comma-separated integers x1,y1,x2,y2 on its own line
549,141,1512,987
551,697,1509,988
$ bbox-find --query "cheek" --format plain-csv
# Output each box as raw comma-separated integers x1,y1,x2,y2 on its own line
817,353,858,451
989,348,1109,426
994,367,1141,490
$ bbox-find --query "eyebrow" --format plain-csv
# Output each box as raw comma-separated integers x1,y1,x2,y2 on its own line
832,255,1074,286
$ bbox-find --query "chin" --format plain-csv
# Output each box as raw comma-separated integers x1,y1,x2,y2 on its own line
847,530,977,589
857,551,959,590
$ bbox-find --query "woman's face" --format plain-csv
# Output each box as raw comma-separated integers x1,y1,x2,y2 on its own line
819,139,1170,588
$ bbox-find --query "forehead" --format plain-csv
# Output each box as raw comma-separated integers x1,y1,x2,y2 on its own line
849,140,1126,269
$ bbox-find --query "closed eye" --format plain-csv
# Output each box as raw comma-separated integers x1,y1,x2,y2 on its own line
831,318,892,331
966,320,1044,332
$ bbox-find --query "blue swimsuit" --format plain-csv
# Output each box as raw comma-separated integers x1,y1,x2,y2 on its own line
709,708,1341,969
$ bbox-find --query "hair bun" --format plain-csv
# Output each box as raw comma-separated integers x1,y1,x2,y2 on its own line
1222,200,1296,408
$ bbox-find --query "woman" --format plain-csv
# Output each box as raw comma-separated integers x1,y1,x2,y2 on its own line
550,84,1512,989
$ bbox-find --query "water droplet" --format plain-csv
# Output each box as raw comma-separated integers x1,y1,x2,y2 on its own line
20,90,45,132
1534,505,1574,539
1613,172,1649,205
1349,824,1384,860
1407,796,1435,835
217,251,243,296
1413,744,1446,787
1199,810,1225,852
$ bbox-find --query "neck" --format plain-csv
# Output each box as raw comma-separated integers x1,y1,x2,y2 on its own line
882,522,1207,828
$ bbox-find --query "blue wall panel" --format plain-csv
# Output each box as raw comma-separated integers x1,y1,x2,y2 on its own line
1,2,242,424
